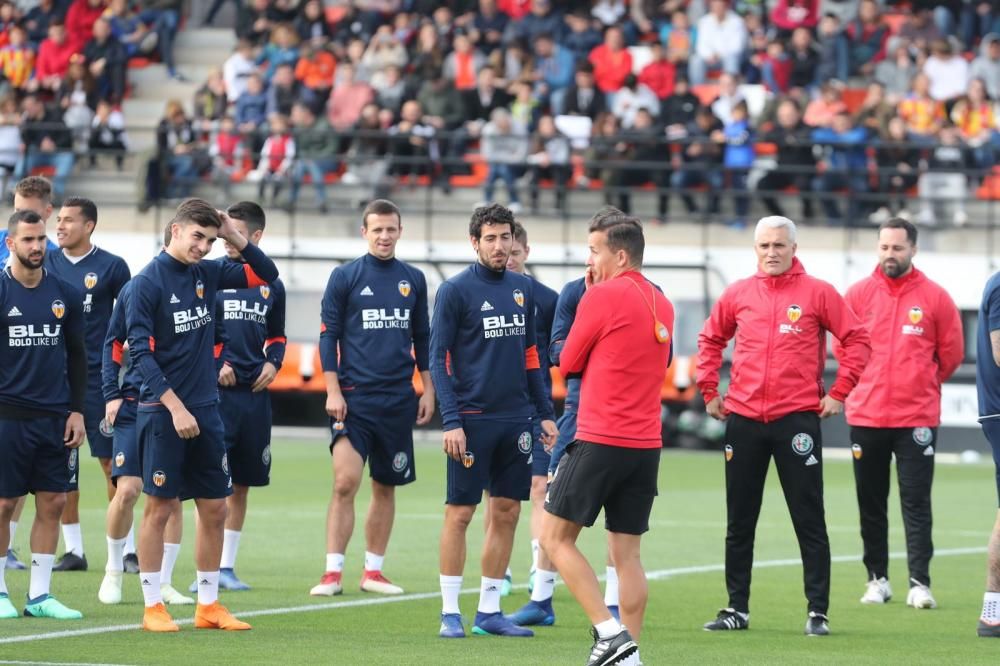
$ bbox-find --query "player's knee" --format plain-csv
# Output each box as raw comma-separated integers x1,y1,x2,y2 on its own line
333,474,361,500
487,499,521,529
114,480,142,507
35,492,66,521
196,499,228,528
530,477,547,501
99,458,113,478
0,497,16,520
445,505,476,531
144,497,177,526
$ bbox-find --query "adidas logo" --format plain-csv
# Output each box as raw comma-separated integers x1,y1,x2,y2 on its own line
141,578,151,586
923,446,934,457
360,286,373,296
31,559,39,566
481,301,494,311
200,578,210,585
6,306,21,317
485,585,498,592
805,454,819,466
169,293,180,304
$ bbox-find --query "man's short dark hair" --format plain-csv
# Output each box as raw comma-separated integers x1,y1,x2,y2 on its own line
469,203,514,240
14,176,53,203
589,209,645,266
62,196,98,227
362,199,402,229
227,201,266,235
8,209,43,235
163,223,171,247
512,221,528,247
879,217,918,245
172,198,221,228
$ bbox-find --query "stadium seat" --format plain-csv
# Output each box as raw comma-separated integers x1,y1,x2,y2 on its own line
691,84,720,106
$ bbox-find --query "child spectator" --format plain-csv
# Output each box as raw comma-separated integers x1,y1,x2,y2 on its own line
815,13,848,83
659,9,695,68
258,23,300,82
267,63,301,117
810,111,870,226
804,79,847,128
917,124,975,226
89,99,128,170
224,39,257,103
714,99,753,227
898,72,947,142
235,73,268,137
254,113,296,204
950,78,998,170
761,38,792,93
0,25,34,91
209,115,244,201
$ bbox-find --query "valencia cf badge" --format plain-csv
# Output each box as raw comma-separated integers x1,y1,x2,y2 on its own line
463,451,475,468
787,304,802,323
195,280,204,299
84,272,98,289
51,300,65,319
153,471,166,487
724,444,733,462
851,443,862,460
513,289,524,307
908,307,923,324
260,285,270,300
398,280,411,297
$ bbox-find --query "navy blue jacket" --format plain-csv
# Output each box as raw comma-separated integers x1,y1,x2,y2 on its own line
216,257,286,387
550,277,585,412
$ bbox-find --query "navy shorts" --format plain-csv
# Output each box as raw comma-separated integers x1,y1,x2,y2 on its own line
980,418,1000,506
111,399,140,482
84,392,113,460
548,408,577,475
139,404,232,501
531,421,550,477
446,418,533,506
220,387,272,487
0,416,71,497
331,389,417,486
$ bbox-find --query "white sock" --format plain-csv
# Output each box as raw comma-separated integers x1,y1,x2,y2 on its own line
140,571,162,607
106,537,125,573
531,539,540,571
29,553,54,600
196,570,220,605
604,566,619,607
62,523,84,557
326,553,345,573
983,592,1000,622
478,576,503,614
8,521,16,549
594,617,623,639
0,556,7,594
505,566,512,579
531,568,556,603
440,574,462,615
161,543,181,585
124,527,136,556
220,529,241,570
364,551,384,572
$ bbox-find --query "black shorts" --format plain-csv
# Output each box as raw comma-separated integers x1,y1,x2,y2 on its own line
220,386,273,487
111,398,140,482
331,389,417,487
0,416,71,497
446,418,533,505
545,439,660,535
139,404,232,501
980,418,1000,506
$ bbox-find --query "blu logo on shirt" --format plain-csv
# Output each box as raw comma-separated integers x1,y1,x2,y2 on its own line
361,308,411,330
223,298,269,324
173,305,211,332
483,314,526,338
8,324,62,346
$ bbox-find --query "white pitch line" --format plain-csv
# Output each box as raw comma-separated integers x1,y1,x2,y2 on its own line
0,546,986,646
0,661,136,666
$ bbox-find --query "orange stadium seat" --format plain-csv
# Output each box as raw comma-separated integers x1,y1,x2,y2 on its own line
692,84,720,107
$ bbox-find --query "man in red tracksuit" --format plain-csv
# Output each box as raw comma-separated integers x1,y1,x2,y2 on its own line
697,216,871,637
837,218,963,610
542,212,673,666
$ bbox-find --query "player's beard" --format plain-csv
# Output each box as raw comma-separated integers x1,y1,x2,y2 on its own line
14,248,43,270
881,256,911,278
479,247,507,271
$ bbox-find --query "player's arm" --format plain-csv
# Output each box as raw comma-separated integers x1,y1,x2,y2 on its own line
412,271,435,425
112,259,132,299
126,276,199,439
319,268,347,420
548,280,582,368
63,292,87,448
935,289,964,382
429,282,465,461
818,283,872,417
255,279,287,392
102,295,127,425
523,285,557,447
696,289,738,420
986,284,1000,367
217,212,279,288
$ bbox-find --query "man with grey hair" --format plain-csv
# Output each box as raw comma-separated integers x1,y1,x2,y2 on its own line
696,216,871,636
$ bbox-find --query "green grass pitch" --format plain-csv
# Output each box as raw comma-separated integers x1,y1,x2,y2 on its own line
1,436,998,665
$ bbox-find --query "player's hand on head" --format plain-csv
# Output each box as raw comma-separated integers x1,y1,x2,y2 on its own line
218,363,236,387
105,398,123,427
64,412,85,448
251,362,277,392
443,427,466,462
706,396,729,421
416,390,435,425
819,395,843,419
325,392,347,421
171,406,200,439
540,419,558,452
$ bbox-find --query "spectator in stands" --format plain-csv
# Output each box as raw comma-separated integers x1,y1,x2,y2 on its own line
295,41,336,115
788,26,819,90
58,56,96,153
202,0,241,27
363,25,408,78
0,4,22,51
289,102,337,213
804,79,847,128
89,99,127,170
661,75,699,128
951,77,998,170
0,25,35,92
562,62,607,119
689,0,747,84
327,63,374,131
258,22,300,82
443,30,484,91
83,17,127,104
760,37,792,93
416,70,465,133
462,65,510,132
193,67,228,134
508,78,541,130
24,0,62,46
630,0,669,38
388,99,437,180
341,102,391,204
373,64,406,117
499,37,532,85
470,0,508,56
267,63,301,118
898,8,942,54
532,32,574,105
137,0,184,80
237,0,275,47
208,114,243,202
816,12,849,83
923,38,970,103
845,0,889,77
612,73,659,129
563,9,602,64
956,0,998,48
155,99,200,199
875,40,918,101
409,21,445,82
710,72,744,125
639,42,676,101
343,37,374,83
854,81,895,137
613,108,666,216
33,20,75,94
224,39,256,103
481,106,528,211
898,72,947,142
583,112,624,194
671,105,723,215
592,0,634,43
756,98,816,220
255,113,295,204
0,95,20,195
235,72,268,137
16,94,74,200
526,113,570,213
712,99,753,227
296,0,334,44
65,0,104,52
917,123,975,226
507,0,564,45
970,34,1000,100
811,110,870,225
771,0,820,36
105,0,159,60
589,25,632,99
871,115,921,223
659,9,694,70
741,23,770,86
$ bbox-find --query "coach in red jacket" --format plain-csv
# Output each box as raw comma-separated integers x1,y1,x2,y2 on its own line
542,212,672,666
836,218,963,610
697,216,870,637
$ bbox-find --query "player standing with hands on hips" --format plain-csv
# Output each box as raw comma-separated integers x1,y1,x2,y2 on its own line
697,216,870,637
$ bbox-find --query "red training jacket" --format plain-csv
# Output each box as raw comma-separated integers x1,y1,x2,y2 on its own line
560,270,674,449
835,266,964,428
697,258,871,423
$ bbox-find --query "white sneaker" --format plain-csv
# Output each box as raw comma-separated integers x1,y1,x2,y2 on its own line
160,583,195,605
98,571,123,604
906,580,937,609
310,571,343,596
360,570,404,595
953,210,968,226
860,577,892,604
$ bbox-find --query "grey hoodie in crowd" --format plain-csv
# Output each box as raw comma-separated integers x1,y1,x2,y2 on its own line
482,119,529,165
969,34,1000,99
